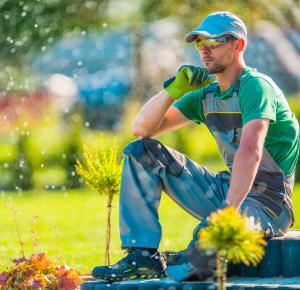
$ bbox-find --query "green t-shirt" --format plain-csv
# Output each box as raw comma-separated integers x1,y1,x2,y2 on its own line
173,67,300,176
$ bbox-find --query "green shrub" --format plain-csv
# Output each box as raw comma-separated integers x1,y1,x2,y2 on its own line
76,137,123,265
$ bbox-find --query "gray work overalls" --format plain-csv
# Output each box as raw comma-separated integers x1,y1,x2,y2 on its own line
119,80,294,249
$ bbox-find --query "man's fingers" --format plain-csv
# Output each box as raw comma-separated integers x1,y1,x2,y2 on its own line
201,68,209,82
188,67,199,85
179,65,210,86
193,68,210,86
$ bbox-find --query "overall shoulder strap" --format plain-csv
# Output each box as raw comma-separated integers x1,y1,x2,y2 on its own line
205,74,245,100
233,74,246,97
204,81,218,99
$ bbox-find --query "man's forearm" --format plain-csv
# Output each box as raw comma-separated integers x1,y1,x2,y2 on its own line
225,118,269,210
132,90,175,138
225,147,261,210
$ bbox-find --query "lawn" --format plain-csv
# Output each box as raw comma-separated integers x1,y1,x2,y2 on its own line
1,184,300,275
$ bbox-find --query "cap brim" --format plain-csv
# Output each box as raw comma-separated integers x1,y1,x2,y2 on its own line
184,31,226,43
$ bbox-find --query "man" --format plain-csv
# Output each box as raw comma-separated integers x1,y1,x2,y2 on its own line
92,11,299,282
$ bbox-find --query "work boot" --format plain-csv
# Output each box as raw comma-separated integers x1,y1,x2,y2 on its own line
165,246,216,281
92,248,166,282
163,250,189,266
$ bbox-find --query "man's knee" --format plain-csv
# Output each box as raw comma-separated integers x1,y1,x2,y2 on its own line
123,138,183,177
123,138,158,156
123,138,161,169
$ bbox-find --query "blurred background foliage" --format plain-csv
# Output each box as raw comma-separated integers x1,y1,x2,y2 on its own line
0,0,299,192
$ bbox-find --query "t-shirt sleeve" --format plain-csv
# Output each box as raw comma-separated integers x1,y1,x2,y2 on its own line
172,90,205,125
239,77,277,125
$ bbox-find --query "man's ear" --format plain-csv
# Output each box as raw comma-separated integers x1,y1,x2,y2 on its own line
235,38,246,52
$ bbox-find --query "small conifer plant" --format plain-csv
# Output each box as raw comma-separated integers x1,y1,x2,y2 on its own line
198,207,266,290
76,138,123,265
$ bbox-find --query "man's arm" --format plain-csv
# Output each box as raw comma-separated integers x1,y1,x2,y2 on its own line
132,90,190,138
132,65,213,138
225,118,270,210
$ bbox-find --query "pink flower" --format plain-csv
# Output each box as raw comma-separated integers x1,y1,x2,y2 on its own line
31,278,44,289
0,271,9,286
12,256,27,265
58,276,77,290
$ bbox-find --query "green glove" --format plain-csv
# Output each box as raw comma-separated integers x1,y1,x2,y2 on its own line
164,65,214,100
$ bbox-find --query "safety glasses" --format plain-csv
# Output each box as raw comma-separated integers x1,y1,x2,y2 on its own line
194,36,236,50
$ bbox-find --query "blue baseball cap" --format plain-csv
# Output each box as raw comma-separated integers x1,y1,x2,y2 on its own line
184,11,247,43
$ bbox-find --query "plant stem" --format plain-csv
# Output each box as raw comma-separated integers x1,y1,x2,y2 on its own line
30,215,40,255
8,205,25,258
54,226,61,262
105,193,114,266
217,252,228,290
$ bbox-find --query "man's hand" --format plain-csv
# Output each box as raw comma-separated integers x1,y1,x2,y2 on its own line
164,65,214,100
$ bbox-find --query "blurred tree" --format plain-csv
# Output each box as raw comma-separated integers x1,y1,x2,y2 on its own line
140,0,300,29
0,0,109,63
63,104,84,189
0,0,109,91
12,133,33,191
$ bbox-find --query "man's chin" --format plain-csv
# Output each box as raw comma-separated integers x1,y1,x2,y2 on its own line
206,67,223,75
205,67,215,74
203,63,215,74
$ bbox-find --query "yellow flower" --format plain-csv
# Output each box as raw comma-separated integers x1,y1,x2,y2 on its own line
199,207,266,266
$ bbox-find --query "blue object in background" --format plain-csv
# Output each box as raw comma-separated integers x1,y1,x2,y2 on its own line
31,28,133,129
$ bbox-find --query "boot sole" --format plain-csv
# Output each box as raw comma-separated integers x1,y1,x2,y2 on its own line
101,272,165,282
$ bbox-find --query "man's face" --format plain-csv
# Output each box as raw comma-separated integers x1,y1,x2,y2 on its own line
195,35,238,74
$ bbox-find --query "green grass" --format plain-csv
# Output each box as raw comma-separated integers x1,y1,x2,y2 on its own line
0,189,199,275
1,184,300,275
